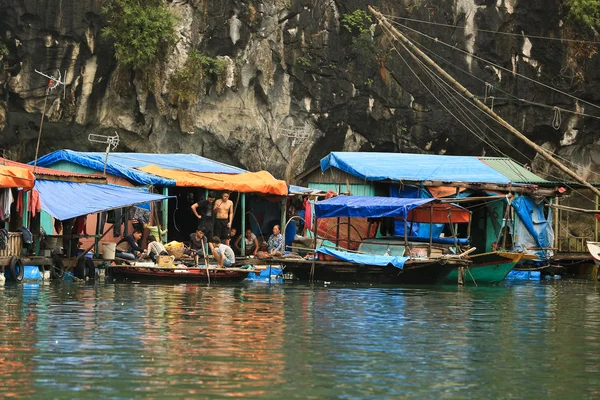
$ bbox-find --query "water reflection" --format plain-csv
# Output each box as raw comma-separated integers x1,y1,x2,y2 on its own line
0,281,599,398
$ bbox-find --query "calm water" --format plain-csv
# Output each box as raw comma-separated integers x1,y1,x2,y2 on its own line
1,280,600,399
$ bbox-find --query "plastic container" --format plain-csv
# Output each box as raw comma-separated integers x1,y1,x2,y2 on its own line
102,242,116,260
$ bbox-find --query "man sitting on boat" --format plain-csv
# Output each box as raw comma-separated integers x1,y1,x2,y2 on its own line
146,235,169,262
208,236,235,268
185,226,208,257
115,229,144,260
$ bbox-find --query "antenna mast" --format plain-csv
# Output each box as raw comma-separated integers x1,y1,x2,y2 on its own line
88,132,120,177
32,69,67,173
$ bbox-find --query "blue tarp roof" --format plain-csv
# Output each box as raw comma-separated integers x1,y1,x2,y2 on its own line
316,247,408,269
315,196,435,219
32,150,246,186
320,152,517,185
35,180,172,220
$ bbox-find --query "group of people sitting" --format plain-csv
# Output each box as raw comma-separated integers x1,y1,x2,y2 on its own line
113,190,285,268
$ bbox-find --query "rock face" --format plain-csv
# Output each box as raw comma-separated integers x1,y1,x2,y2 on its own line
0,0,599,182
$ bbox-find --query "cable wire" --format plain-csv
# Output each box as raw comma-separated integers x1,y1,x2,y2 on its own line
387,19,600,113
385,14,600,45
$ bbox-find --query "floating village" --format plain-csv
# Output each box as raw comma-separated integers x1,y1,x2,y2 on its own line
1,8,599,288
0,146,599,287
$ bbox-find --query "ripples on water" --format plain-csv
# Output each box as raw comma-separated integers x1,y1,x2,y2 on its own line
1,281,600,399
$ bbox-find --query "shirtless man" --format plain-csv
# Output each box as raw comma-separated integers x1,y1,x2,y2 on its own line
213,191,233,241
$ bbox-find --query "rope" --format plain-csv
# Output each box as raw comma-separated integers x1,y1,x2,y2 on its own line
384,14,600,45
389,20,600,113
381,23,600,202
552,107,562,130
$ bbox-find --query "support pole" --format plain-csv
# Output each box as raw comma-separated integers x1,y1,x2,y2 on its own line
368,6,600,199
281,197,286,253
161,187,169,242
241,193,246,256
428,204,433,257
594,195,598,242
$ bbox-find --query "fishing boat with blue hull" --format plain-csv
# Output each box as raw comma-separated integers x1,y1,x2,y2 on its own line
444,251,524,284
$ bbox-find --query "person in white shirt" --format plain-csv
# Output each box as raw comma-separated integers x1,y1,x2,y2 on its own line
208,236,235,268
147,235,168,262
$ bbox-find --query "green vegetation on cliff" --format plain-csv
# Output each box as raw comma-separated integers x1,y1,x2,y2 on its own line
170,50,228,105
101,0,177,69
566,0,600,29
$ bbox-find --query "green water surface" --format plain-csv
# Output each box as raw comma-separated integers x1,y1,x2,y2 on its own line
1,280,599,399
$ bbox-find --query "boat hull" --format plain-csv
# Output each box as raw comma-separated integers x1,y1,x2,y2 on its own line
585,242,600,281
110,266,249,283
282,260,458,284
444,252,522,284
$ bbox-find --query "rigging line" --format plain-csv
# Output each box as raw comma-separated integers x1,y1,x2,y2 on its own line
400,37,600,120
383,14,600,45
394,25,600,179
414,55,535,184
380,24,599,205
412,51,599,202
389,20,600,113
379,25,507,159
401,36,600,120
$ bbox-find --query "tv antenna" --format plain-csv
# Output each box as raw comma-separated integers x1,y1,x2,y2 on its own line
88,132,120,177
279,121,323,183
32,69,68,172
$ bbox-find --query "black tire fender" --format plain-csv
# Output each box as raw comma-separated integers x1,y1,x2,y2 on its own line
8,256,24,282
84,258,95,280
74,256,87,279
50,252,64,280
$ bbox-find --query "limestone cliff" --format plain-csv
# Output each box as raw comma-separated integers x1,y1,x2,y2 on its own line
0,0,599,182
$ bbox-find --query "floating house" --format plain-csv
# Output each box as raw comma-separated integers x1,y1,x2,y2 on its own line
33,150,289,251
296,152,584,267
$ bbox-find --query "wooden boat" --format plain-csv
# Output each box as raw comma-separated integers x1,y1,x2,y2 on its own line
280,257,467,284
585,241,600,281
444,251,524,284
108,263,251,283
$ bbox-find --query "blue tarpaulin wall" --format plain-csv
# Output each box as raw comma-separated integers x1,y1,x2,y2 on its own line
35,180,172,220
320,152,513,184
33,150,246,186
511,196,554,259
388,185,445,238
314,196,435,219
316,247,409,269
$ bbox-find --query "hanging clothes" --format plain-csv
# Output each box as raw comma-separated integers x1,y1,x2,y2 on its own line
16,190,23,217
72,216,87,235
0,188,13,220
29,189,42,217
130,206,150,224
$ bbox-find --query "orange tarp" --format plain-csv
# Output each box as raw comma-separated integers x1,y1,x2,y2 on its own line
0,166,35,190
139,165,288,196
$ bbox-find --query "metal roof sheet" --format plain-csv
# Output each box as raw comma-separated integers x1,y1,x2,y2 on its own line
478,157,550,184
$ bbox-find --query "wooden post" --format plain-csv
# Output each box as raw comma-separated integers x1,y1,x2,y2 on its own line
467,211,473,242
368,6,600,199
594,195,598,242
95,213,101,256
281,197,286,252
241,193,246,255
458,267,465,285
428,204,433,257
161,187,169,242
554,197,559,251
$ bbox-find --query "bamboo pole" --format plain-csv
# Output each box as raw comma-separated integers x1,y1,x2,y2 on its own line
368,6,600,199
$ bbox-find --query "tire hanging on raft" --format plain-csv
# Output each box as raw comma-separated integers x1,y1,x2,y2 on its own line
50,252,64,280
8,256,24,282
74,256,95,280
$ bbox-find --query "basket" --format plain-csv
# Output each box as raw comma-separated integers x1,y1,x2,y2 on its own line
164,241,185,259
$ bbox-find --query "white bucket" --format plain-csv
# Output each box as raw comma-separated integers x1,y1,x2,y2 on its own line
102,242,117,260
